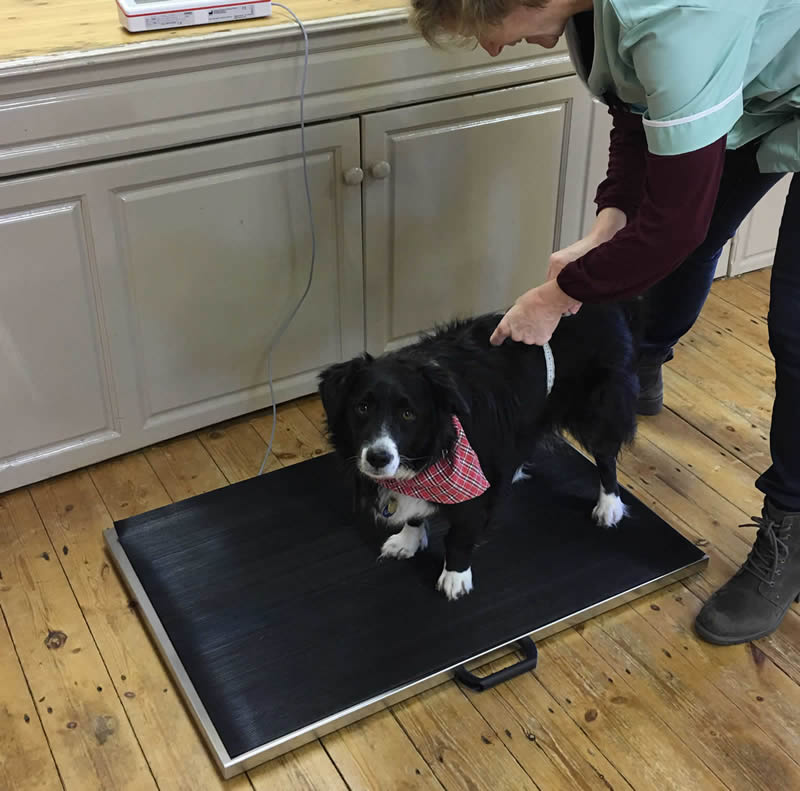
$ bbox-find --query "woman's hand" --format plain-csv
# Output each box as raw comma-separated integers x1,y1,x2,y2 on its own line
546,238,596,316
547,237,598,284
489,208,627,347
489,279,580,346
548,207,628,283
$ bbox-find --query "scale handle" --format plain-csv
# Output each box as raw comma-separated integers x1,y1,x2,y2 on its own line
453,637,538,692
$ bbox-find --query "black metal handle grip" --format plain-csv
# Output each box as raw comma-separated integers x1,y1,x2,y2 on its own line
453,637,538,692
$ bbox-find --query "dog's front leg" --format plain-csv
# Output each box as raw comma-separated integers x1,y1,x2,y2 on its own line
380,518,428,559
376,489,435,560
436,501,485,601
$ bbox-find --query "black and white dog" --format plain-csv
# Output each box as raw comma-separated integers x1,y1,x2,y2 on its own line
318,302,641,600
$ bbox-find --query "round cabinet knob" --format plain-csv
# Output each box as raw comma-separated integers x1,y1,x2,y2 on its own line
370,161,391,179
343,167,364,185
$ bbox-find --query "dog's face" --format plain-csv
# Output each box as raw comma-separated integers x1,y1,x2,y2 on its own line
318,354,468,481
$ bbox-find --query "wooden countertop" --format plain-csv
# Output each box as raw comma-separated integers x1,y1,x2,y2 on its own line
0,0,406,63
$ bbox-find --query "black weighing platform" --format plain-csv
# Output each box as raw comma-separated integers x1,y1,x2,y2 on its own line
105,440,707,778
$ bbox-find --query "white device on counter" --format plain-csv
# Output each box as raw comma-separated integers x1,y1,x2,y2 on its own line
117,0,271,32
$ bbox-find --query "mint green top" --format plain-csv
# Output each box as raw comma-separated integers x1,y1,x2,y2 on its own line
566,0,800,172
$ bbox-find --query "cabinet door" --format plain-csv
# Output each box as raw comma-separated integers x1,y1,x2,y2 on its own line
581,98,612,238
0,119,362,492
0,198,117,485
361,76,591,354
729,176,791,276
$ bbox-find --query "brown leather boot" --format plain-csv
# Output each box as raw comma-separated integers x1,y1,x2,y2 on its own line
694,500,800,645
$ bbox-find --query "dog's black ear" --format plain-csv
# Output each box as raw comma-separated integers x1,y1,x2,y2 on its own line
421,363,470,419
317,353,372,430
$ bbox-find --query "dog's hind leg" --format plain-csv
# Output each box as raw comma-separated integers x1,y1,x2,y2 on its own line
591,453,628,528
575,368,637,528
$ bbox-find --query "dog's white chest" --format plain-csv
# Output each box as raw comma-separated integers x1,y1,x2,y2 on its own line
375,487,437,527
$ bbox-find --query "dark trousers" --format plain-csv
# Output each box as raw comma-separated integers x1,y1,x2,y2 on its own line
640,142,800,511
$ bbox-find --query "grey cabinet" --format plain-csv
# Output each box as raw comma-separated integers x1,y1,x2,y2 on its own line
362,76,592,354
1,65,592,491
0,118,363,490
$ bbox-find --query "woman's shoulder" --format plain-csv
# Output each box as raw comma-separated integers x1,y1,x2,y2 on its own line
602,0,743,31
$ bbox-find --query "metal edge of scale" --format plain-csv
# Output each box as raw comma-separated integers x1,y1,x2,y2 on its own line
104,525,708,779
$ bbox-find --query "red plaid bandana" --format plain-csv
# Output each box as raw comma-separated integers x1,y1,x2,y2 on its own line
380,416,489,504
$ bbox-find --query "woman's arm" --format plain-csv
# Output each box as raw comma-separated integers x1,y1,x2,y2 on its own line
488,123,726,347
556,135,727,303
556,0,753,304
593,104,649,225
546,106,645,284
490,5,750,344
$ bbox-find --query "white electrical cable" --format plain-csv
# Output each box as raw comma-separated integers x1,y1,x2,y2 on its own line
258,2,315,475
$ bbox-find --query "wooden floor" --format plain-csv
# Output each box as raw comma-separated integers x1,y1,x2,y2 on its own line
3,267,800,791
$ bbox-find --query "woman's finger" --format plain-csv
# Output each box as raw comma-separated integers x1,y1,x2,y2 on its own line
489,317,510,346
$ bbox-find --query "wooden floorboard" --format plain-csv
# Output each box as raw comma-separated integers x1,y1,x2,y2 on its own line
4,270,800,790
743,267,772,294
392,683,540,791
581,608,800,791
699,292,770,357
29,465,254,791
712,277,770,322
0,490,158,791
462,652,636,791
0,605,63,791
630,585,800,769
528,627,728,791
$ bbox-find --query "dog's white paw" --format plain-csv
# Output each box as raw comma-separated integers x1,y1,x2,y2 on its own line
436,565,473,601
380,524,428,560
592,490,627,528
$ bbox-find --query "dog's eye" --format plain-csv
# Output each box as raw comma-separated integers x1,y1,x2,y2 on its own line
401,408,416,421
355,402,369,416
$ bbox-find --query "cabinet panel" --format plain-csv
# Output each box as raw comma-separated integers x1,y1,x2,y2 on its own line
94,118,364,438
112,149,353,425
729,176,791,276
0,118,362,491
0,199,115,470
362,76,591,354
581,98,612,238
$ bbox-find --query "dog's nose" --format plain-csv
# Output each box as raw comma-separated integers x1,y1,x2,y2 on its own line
366,447,393,469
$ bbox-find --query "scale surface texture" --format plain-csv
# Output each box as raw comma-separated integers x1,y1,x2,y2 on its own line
107,440,706,776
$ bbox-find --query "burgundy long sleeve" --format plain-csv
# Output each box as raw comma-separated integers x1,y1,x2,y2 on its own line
557,111,727,304
593,105,648,221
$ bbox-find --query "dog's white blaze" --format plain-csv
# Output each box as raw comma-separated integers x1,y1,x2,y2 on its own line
359,432,400,477
437,565,473,601
512,464,530,484
380,524,428,559
592,488,627,527
376,487,436,527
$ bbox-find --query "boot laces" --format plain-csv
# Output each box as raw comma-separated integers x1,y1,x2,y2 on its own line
740,515,790,586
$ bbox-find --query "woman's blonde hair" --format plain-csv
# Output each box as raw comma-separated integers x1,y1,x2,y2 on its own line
409,0,548,46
